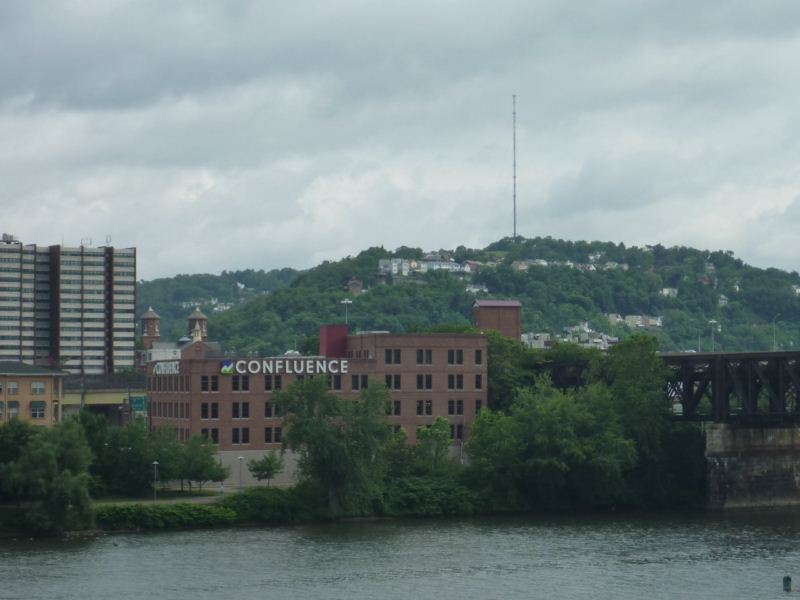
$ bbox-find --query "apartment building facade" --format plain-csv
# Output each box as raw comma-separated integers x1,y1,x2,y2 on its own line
0,234,136,374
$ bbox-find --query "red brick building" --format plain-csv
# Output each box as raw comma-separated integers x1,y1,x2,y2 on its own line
147,326,488,453
473,299,522,341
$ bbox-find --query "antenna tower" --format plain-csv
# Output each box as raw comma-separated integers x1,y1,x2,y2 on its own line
512,94,517,241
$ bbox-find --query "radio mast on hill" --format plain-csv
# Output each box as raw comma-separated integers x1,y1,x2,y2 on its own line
512,94,517,241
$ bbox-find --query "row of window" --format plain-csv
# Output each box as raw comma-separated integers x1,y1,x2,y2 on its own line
199,426,283,445
204,424,457,445
196,373,482,394
383,348,483,366
196,398,481,421
0,381,46,395
0,400,46,419
200,401,285,420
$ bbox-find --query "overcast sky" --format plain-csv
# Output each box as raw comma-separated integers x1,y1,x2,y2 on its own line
2,1,800,280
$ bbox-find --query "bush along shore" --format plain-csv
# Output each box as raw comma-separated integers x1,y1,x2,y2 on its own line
1,336,707,536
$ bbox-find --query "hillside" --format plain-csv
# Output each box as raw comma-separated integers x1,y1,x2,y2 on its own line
136,237,800,354
137,268,299,341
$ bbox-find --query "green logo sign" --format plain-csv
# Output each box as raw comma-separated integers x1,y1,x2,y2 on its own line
220,360,234,375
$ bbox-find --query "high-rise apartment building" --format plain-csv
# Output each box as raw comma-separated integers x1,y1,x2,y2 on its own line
0,234,136,374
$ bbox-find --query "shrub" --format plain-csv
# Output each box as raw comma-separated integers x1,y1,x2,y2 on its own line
385,476,479,517
221,484,322,523
94,503,236,531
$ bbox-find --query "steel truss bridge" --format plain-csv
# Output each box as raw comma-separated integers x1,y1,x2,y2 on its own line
661,351,800,423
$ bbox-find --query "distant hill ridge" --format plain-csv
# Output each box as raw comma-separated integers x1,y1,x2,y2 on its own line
137,236,800,354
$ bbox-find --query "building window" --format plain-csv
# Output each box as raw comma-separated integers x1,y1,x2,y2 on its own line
265,427,273,443
475,374,483,390
242,402,249,418
232,375,250,392
351,374,369,390
416,349,433,364
274,375,282,390
30,381,45,395
211,402,219,419
232,402,240,419
265,375,273,391
385,348,401,364
232,428,240,444
476,399,482,412
393,400,401,416
29,401,46,419
274,427,282,443
8,401,19,418
328,374,341,390
416,374,433,390
264,401,273,418
210,376,219,392
448,374,464,390
475,349,483,365
201,403,209,419
450,424,465,440
416,400,423,415
241,427,250,444
393,425,402,434
210,428,218,444
384,374,401,390
7,382,17,395
447,349,464,365
424,399,432,415
201,375,209,392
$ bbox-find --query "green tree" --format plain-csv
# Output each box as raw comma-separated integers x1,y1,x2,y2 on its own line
93,421,153,496
247,450,285,486
180,435,227,490
151,427,184,488
467,378,635,510
0,420,93,533
414,417,453,475
277,378,391,516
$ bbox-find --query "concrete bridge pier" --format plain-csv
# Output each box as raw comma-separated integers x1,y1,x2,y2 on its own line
706,423,800,509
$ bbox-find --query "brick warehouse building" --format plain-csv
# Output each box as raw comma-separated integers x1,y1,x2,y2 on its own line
147,323,488,485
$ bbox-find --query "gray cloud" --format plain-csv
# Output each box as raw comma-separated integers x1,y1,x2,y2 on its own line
2,1,800,278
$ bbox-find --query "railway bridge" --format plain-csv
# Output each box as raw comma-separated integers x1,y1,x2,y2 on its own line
660,351,800,509
660,350,800,422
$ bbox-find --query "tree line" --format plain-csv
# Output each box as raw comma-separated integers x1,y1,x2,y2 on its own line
272,335,706,518
0,415,226,533
138,237,800,356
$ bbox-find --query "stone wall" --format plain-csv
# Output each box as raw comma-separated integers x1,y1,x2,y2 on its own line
706,423,800,509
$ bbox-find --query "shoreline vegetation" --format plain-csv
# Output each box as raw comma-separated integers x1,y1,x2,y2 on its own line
1,335,707,538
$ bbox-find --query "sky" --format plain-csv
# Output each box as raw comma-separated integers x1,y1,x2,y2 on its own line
2,1,800,280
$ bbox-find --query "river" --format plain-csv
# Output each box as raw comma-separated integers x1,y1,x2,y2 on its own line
2,512,800,599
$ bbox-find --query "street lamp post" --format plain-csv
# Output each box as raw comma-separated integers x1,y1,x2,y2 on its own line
152,460,159,503
340,299,353,325
773,313,781,352
238,456,244,489
709,319,718,352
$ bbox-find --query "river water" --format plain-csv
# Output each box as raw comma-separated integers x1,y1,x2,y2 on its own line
2,512,800,600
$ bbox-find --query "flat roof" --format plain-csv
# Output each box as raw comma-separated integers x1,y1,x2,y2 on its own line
473,300,522,308
0,362,66,377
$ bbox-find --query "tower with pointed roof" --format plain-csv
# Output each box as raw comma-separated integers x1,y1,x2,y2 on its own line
141,306,161,350
187,307,208,342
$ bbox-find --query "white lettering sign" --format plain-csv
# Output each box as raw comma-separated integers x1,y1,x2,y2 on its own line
226,358,348,375
152,361,181,375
